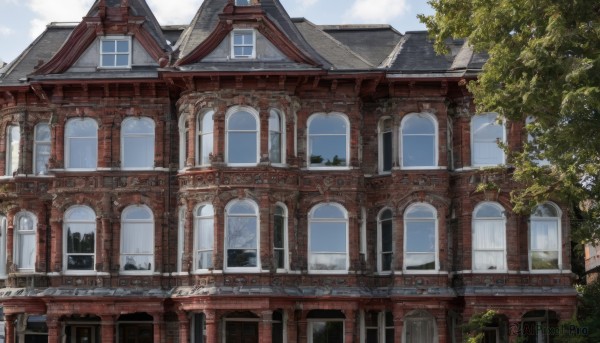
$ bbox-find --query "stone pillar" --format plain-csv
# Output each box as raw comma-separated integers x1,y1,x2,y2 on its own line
187,111,196,167
101,217,111,273
177,311,190,343
297,318,308,343
205,310,218,343
259,310,273,343
285,309,297,343
437,314,448,343
260,108,269,162
393,305,405,343
508,318,521,343
47,316,60,343
152,312,163,343
50,212,63,272
101,315,116,343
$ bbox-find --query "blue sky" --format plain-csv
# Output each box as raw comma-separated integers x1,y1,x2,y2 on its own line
0,0,434,64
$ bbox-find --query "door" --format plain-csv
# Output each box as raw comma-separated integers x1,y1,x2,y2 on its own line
119,324,153,343
225,321,258,343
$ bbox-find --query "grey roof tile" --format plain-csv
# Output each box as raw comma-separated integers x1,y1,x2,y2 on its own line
321,25,402,67
293,19,373,70
388,31,465,72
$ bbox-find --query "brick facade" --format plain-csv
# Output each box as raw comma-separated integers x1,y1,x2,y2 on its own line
0,0,577,342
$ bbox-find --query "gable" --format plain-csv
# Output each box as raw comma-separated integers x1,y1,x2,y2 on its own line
67,36,159,73
202,30,292,63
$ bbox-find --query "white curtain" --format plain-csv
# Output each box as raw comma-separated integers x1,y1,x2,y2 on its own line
473,219,505,270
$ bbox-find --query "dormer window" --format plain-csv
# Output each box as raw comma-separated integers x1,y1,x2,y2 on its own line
100,37,131,68
231,30,255,59
235,0,251,5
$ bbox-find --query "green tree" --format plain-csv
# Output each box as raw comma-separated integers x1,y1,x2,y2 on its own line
419,1,600,243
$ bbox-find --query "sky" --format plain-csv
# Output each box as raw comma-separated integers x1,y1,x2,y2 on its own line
0,0,434,64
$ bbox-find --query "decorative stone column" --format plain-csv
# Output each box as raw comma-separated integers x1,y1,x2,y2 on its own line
177,311,190,343
205,310,218,343
393,305,405,343
508,318,521,343
259,310,273,343
437,314,448,343
4,314,15,343
152,312,163,343
344,309,356,343
47,315,60,343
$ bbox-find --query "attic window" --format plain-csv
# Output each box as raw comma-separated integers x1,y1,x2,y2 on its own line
100,36,131,68
235,0,251,5
231,30,255,59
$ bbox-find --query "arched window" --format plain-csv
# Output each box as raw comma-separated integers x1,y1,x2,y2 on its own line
404,204,437,271
194,204,214,271
34,123,51,175
471,113,505,167
378,117,393,173
64,206,96,271
273,204,288,271
121,117,155,169
225,199,259,271
196,111,214,166
226,109,259,165
15,212,36,271
269,109,284,164
530,203,561,270
0,216,6,277
178,113,189,170
378,209,393,272
307,310,345,343
65,118,98,170
121,205,154,272
403,310,437,343
364,311,394,343
472,202,506,271
307,113,349,168
308,203,348,273
6,125,20,176
401,113,437,168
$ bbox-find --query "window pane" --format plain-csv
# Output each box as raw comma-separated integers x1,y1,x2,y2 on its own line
312,321,343,343
475,204,503,218
309,115,346,134
406,221,435,253
309,253,346,271
35,143,51,175
66,224,95,254
227,217,257,249
123,118,154,134
274,214,284,248
405,206,435,219
310,222,346,253
200,132,213,165
405,253,435,270
382,131,393,171
35,124,50,141
474,221,505,249
7,125,20,175
473,251,505,270
197,204,214,217
67,255,94,270
309,136,346,166
122,255,152,271
228,132,257,163
269,131,281,163
403,116,435,134
123,207,152,220
18,233,35,269
381,253,393,271
531,221,558,250
123,136,154,168
229,111,257,130
405,318,434,343
116,40,129,53
102,41,115,53
69,138,97,168
227,249,257,267
532,204,559,217
403,135,435,167
122,223,153,254
381,220,393,251
197,251,213,270
229,202,255,215
312,204,345,219
196,218,214,250
66,207,95,221
531,251,559,269
116,54,129,66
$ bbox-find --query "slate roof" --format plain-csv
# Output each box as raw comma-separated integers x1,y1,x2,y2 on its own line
320,25,402,67
387,31,465,73
292,19,373,70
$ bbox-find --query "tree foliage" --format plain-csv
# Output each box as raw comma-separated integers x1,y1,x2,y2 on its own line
419,1,600,243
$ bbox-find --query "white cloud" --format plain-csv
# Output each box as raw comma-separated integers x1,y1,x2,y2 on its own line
0,26,14,36
295,0,318,9
26,0,94,38
344,0,409,23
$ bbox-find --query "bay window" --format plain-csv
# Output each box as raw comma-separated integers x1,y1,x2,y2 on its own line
34,123,51,175
308,203,348,273
377,209,393,273
65,118,98,170
15,212,36,271
121,117,155,170
307,113,349,169
121,205,154,272
225,199,259,271
269,109,284,164
6,125,19,176
273,204,288,271
64,206,96,271
226,108,259,165
197,110,214,166
404,204,437,271
401,113,437,168
195,204,214,270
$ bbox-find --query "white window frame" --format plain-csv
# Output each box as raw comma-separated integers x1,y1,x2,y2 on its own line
63,206,96,273
307,112,350,171
33,123,51,176
14,211,36,272
308,319,345,343
529,202,562,272
0,215,6,278
225,106,260,166
224,199,261,273
120,205,155,274
99,36,132,68
121,117,155,170
378,117,393,174
377,208,394,274
359,207,367,260
472,202,507,272
471,112,506,167
179,113,189,170
6,124,20,176
403,203,439,273
361,311,394,343
307,203,349,274
177,206,186,273
269,109,286,166
403,310,438,343
273,203,289,272
194,203,214,272
231,29,256,59
400,112,438,169
65,118,98,171
196,110,214,166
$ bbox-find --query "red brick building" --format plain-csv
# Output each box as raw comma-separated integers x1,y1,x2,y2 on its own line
0,0,577,342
